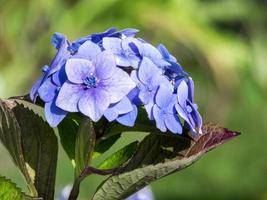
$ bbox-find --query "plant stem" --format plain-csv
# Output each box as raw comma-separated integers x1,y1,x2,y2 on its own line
68,176,83,200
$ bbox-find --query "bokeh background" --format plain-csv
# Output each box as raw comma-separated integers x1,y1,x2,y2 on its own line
0,0,267,199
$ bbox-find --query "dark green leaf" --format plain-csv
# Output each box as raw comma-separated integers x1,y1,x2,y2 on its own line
58,117,79,165
75,117,95,176
98,141,138,170
0,176,30,200
0,99,58,199
92,124,240,200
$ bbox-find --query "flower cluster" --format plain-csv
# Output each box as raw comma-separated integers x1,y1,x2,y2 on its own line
30,28,202,134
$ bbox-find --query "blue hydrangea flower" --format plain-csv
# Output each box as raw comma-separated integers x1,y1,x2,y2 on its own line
104,88,139,126
56,51,136,122
37,76,67,127
131,57,170,119
30,33,69,127
69,28,139,54
139,42,170,68
102,37,142,68
30,33,70,102
157,44,189,90
31,28,203,134
153,84,182,134
157,44,177,63
175,78,202,133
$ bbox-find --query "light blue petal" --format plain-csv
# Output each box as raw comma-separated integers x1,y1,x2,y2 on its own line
102,37,123,54
75,41,102,60
78,88,110,122
153,105,167,132
94,51,116,80
142,43,170,68
103,68,136,104
144,101,155,120
115,55,131,67
177,80,188,107
138,57,160,85
165,113,182,134
65,58,94,84
104,108,118,122
117,105,137,127
56,81,83,112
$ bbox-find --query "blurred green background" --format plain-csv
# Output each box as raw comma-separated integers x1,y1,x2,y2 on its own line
0,0,267,199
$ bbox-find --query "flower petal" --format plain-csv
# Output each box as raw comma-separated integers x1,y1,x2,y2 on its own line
138,57,160,84
44,100,67,127
104,97,133,121
75,41,102,60
52,66,67,86
94,51,116,80
188,77,194,102
177,80,188,107
144,101,155,120
65,58,94,84
30,76,44,102
155,84,174,108
78,88,110,122
142,43,170,67
48,35,70,75
56,81,83,112
104,108,118,122
115,55,131,67
117,105,138,127
102,37,123,54
153,105,167,132
114,97,133,115
103,68,136,104
164,113,182,134
38,77,58,103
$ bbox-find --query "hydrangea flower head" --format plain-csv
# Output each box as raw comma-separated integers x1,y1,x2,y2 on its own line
30,28,203,135
56,50,135,121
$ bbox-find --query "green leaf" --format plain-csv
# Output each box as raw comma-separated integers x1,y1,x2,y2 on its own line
58,117,79,166
0,176,30,200
0,99,58,199
92,123,240,200
98,141,138,170
93,134,122,159
75,117,95,176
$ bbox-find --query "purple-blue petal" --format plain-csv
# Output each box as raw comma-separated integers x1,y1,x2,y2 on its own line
44,100,67,127
153,105,167,132
117,105,138,127
155,84,174,108
30,76,44,102
38,77,58,103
